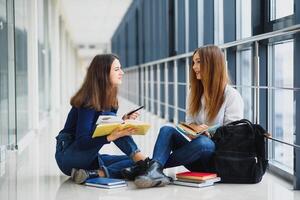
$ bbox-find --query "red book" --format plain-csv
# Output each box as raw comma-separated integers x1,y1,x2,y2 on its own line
176,171,217,181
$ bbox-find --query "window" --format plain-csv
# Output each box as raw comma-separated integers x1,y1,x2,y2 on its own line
236,0,252,40
197,0,204,47
168,0,176,56
270,0,294,20
268,40,294,172
38,0,50,119
214,0,224,45
236,0,253,120
0,0,9,146
15,0,29,141
236,48,253,121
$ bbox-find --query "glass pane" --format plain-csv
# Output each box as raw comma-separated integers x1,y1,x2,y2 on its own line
15,0,29,141
270,0,294,20
273,41,294,88
0,0,9,146
272,90,294,170
236,0,252,39
38,0,50,118
269,41,294,171
237,49,253,121
214,0,224,45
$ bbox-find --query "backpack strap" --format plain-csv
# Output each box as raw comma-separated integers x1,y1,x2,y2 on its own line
227,119,253,127
227,119,255,134
264,134,300,149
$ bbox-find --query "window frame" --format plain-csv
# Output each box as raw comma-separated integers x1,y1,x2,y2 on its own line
267,39,295,176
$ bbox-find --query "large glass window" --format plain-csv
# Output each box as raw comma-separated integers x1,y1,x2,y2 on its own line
0,0,9,146
236,0,252,121
214,0,224,45
268,40,294,172
236,48,253,121
38,0,50,119
15,0,29,141
270,0,294,20
197,0,204,47
188,0,198,51
236,0,251,39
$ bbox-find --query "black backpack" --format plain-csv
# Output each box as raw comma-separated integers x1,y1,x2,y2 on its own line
212,119,268,183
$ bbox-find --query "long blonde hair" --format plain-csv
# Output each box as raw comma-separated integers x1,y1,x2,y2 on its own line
188,45,229,123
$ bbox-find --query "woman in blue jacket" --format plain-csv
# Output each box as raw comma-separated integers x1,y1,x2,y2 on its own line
131,45,244,188
55,54,147,184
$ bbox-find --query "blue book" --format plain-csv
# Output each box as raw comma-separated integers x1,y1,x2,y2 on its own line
85,177,127,189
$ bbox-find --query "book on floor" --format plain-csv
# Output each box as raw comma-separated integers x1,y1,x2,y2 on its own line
176,177,221,184
92,115,151,138
176,171,218,181
173,180,213,188
173,178,220,188
85,177,127,189
174,172,220,188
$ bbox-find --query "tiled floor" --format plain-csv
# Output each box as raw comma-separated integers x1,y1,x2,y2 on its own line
0,97,299,200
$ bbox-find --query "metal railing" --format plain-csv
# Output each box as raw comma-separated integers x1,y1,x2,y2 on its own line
121,24,300,124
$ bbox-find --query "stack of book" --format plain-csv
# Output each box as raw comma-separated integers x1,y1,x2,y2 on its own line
176,122,220,138
85,177,127,189
173,171,220,188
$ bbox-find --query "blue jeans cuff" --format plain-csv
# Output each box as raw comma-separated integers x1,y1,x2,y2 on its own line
100,166,110,178
98,154,110,177
129,149,141,159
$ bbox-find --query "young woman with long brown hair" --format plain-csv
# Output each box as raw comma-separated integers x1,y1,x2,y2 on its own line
55,54,148,184
133,45,244,188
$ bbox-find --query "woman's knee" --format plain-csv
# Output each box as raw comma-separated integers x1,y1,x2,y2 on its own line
55,154,72,176
192,136,215,151
158,125,177,137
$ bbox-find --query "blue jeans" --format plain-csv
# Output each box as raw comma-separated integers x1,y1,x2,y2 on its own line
152,126,215,172
55,132,139,178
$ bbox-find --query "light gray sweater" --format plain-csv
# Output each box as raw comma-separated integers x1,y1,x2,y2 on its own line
185,85,244,126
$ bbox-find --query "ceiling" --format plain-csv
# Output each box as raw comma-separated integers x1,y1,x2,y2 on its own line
60,0,132,61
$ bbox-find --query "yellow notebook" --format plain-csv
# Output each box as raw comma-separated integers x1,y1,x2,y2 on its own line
92,120,151,138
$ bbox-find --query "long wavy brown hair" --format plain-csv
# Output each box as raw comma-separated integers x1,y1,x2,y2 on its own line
188,45,229,123
70,54,119,111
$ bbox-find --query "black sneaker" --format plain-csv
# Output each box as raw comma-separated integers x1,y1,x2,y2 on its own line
71,168,99,184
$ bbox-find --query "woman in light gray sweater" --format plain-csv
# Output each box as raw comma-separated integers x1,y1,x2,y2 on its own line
124,45,244,188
